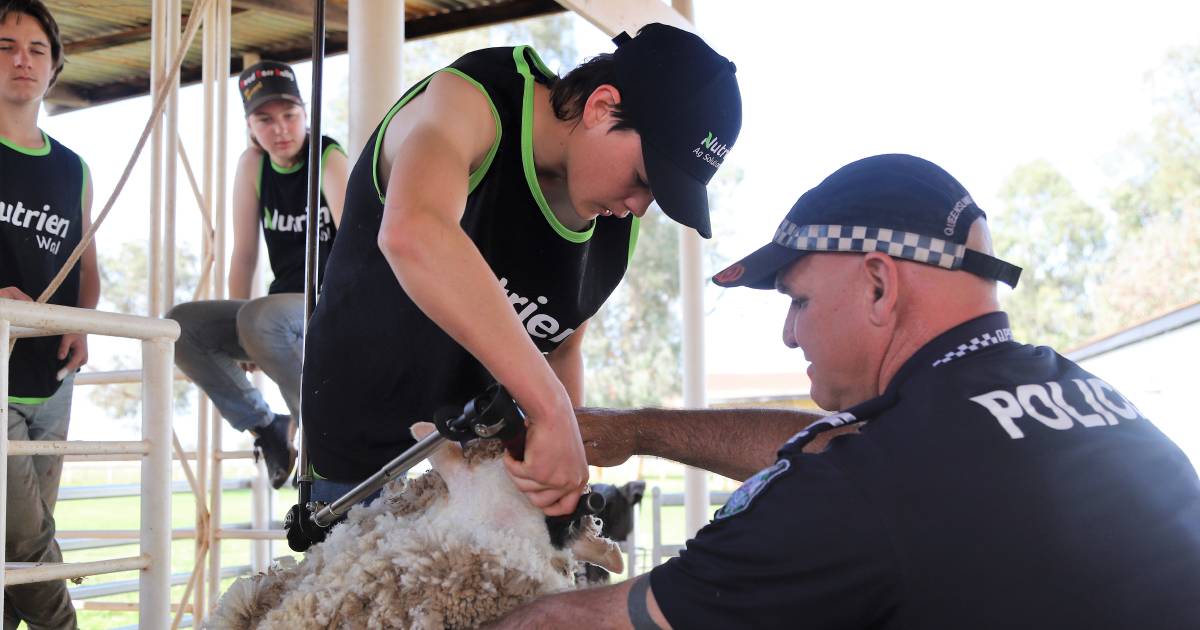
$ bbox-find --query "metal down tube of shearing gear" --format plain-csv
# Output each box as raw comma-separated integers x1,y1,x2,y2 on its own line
296,0,327,520
295,383,608,555
310,431,447,527
311,383,523,527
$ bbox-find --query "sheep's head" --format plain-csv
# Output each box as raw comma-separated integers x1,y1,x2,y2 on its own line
411,422,623,576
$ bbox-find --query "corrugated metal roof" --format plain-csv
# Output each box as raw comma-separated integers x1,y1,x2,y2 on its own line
44,0,564,113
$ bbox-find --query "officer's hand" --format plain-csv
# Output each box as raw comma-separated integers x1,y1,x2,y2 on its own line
577,407,637,468
58,333,89,375
0,286,33,301
503,395,589,517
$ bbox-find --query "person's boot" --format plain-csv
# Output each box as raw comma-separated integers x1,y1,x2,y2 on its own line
252,414,296,490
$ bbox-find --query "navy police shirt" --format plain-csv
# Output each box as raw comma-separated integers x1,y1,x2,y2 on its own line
651,312,1200,629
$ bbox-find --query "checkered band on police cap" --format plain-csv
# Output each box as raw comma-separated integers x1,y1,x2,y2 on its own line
712,154,1023,290
773,222,968,271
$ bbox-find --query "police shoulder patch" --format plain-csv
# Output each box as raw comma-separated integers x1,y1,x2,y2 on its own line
715,458,791,520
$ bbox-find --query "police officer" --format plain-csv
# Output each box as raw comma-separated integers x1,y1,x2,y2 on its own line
1,1,96,627
489,154,1200,628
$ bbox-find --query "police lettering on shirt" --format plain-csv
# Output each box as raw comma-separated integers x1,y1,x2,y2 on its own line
970,377,1143,439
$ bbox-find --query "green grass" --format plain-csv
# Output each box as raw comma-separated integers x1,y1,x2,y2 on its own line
55,485,301,629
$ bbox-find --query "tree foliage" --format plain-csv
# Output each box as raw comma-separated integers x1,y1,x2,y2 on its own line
1093,45,1200,333
997,44,1200,348
1092,204,1200,334
1109,45,1200,230
89,241,197,418
583,208,682,407
994,161,1108,349
95,241,200,316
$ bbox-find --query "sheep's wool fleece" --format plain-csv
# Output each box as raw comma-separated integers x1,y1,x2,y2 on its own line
206,444,583,629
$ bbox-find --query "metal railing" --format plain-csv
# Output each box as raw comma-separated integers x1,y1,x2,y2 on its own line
2,298,179,628
57,364,286,624
593,486,735,580
648,487,733,569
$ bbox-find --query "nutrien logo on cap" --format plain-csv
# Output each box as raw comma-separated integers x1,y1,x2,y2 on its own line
693,131,731,169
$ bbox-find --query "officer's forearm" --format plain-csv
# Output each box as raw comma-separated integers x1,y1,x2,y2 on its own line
578,407,824,481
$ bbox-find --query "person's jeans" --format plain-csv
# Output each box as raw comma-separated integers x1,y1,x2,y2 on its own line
5,374,79,630
311,478,382,506
168,295,304,432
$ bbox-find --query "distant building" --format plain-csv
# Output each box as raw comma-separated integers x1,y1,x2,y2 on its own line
706,371,822,412
704,300,1200,476
1067,301,1200,472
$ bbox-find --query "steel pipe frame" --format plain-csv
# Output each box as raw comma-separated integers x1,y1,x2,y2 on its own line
81,601,194,614
663,0,711,541
194,0,217,614
205,0,231,613
7,441,148,456
293,0,331,571
141,337,175,627
0,299,179,340
347,0,405,160
74,368,187,386
150,0,165,318
5,556,149,587
58,529,200,540
9,326,57,339
147,4,181,618
0,301,177,627
163,0,181,319
1,320,8,619
63,450,253,462
216,529,288,541
54,526,286,542
250,462,270,571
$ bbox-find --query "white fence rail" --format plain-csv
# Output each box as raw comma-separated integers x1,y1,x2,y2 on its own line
1,299,179,628
609,487,734,580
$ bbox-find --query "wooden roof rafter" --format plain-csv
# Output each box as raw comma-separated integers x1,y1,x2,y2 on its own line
43,0,567,114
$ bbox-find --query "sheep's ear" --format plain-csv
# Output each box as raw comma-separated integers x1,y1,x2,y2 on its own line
411,422,437,441
411,422,464,474
570,517,624,574
623,480,647,506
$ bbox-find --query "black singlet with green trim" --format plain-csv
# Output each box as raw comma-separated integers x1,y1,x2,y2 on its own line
257,134,342,294
0,132,86,401
302,46,639,481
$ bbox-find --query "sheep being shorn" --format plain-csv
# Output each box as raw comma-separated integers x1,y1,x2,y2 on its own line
206,423,622,630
